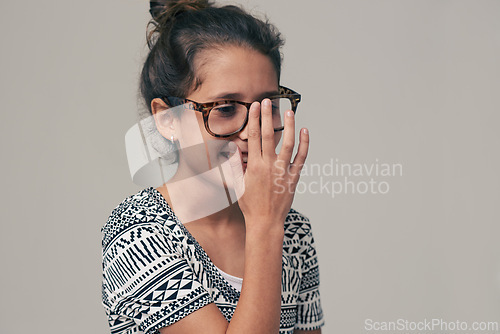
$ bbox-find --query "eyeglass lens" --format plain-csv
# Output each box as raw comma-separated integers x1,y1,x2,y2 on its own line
207,97,292,136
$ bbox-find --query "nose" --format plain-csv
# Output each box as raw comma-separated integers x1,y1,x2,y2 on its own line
237,120,249,141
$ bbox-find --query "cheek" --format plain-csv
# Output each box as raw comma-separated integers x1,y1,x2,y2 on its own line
176,109,206,148
193,111,217,143
178,111,229,168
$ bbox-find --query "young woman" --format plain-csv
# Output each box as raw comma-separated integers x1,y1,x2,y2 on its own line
101,1,324,333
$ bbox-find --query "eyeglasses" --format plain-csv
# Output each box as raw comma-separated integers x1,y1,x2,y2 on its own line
160,86,301,138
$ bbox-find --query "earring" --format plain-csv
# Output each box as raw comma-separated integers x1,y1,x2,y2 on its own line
170,135,175,142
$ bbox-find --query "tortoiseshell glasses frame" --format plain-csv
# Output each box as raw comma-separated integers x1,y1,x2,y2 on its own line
160,85,301,138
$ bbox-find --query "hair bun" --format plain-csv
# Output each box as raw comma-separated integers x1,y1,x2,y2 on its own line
149,0,212,21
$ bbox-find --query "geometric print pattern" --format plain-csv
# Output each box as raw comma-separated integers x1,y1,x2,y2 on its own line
101,187,324,334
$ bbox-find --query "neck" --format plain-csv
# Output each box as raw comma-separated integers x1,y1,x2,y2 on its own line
156,174,243,227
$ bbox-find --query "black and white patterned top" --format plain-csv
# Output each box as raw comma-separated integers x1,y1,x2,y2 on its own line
101,187,324,334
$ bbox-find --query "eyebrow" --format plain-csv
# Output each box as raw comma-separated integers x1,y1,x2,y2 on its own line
209,90,280,101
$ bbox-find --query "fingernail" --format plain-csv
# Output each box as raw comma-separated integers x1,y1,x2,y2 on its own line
303,128,309,135
263,99,271,107
287,110,294,117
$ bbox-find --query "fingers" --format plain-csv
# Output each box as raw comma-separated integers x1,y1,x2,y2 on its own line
277,109,295,164
247,101,261,163
261,99,276,161
289,128,309,178
246,98,308,184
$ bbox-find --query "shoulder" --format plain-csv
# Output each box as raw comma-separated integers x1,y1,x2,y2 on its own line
284,209,320,277
283,208,318,263
101,187,178,251
283,208,314,242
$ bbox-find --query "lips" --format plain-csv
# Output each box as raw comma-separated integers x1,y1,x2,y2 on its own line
241,153,248,172
218,146,248,171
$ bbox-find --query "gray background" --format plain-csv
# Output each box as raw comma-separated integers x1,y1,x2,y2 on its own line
1,0,499,333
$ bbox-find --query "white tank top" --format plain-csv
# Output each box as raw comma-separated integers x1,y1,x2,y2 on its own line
214,265,243,292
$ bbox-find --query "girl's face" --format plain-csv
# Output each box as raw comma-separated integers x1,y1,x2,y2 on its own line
171,45,282,177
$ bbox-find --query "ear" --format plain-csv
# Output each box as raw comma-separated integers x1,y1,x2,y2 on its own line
151,98,176,141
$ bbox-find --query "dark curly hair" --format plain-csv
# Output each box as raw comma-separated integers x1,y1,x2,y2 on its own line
139,0,285,115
